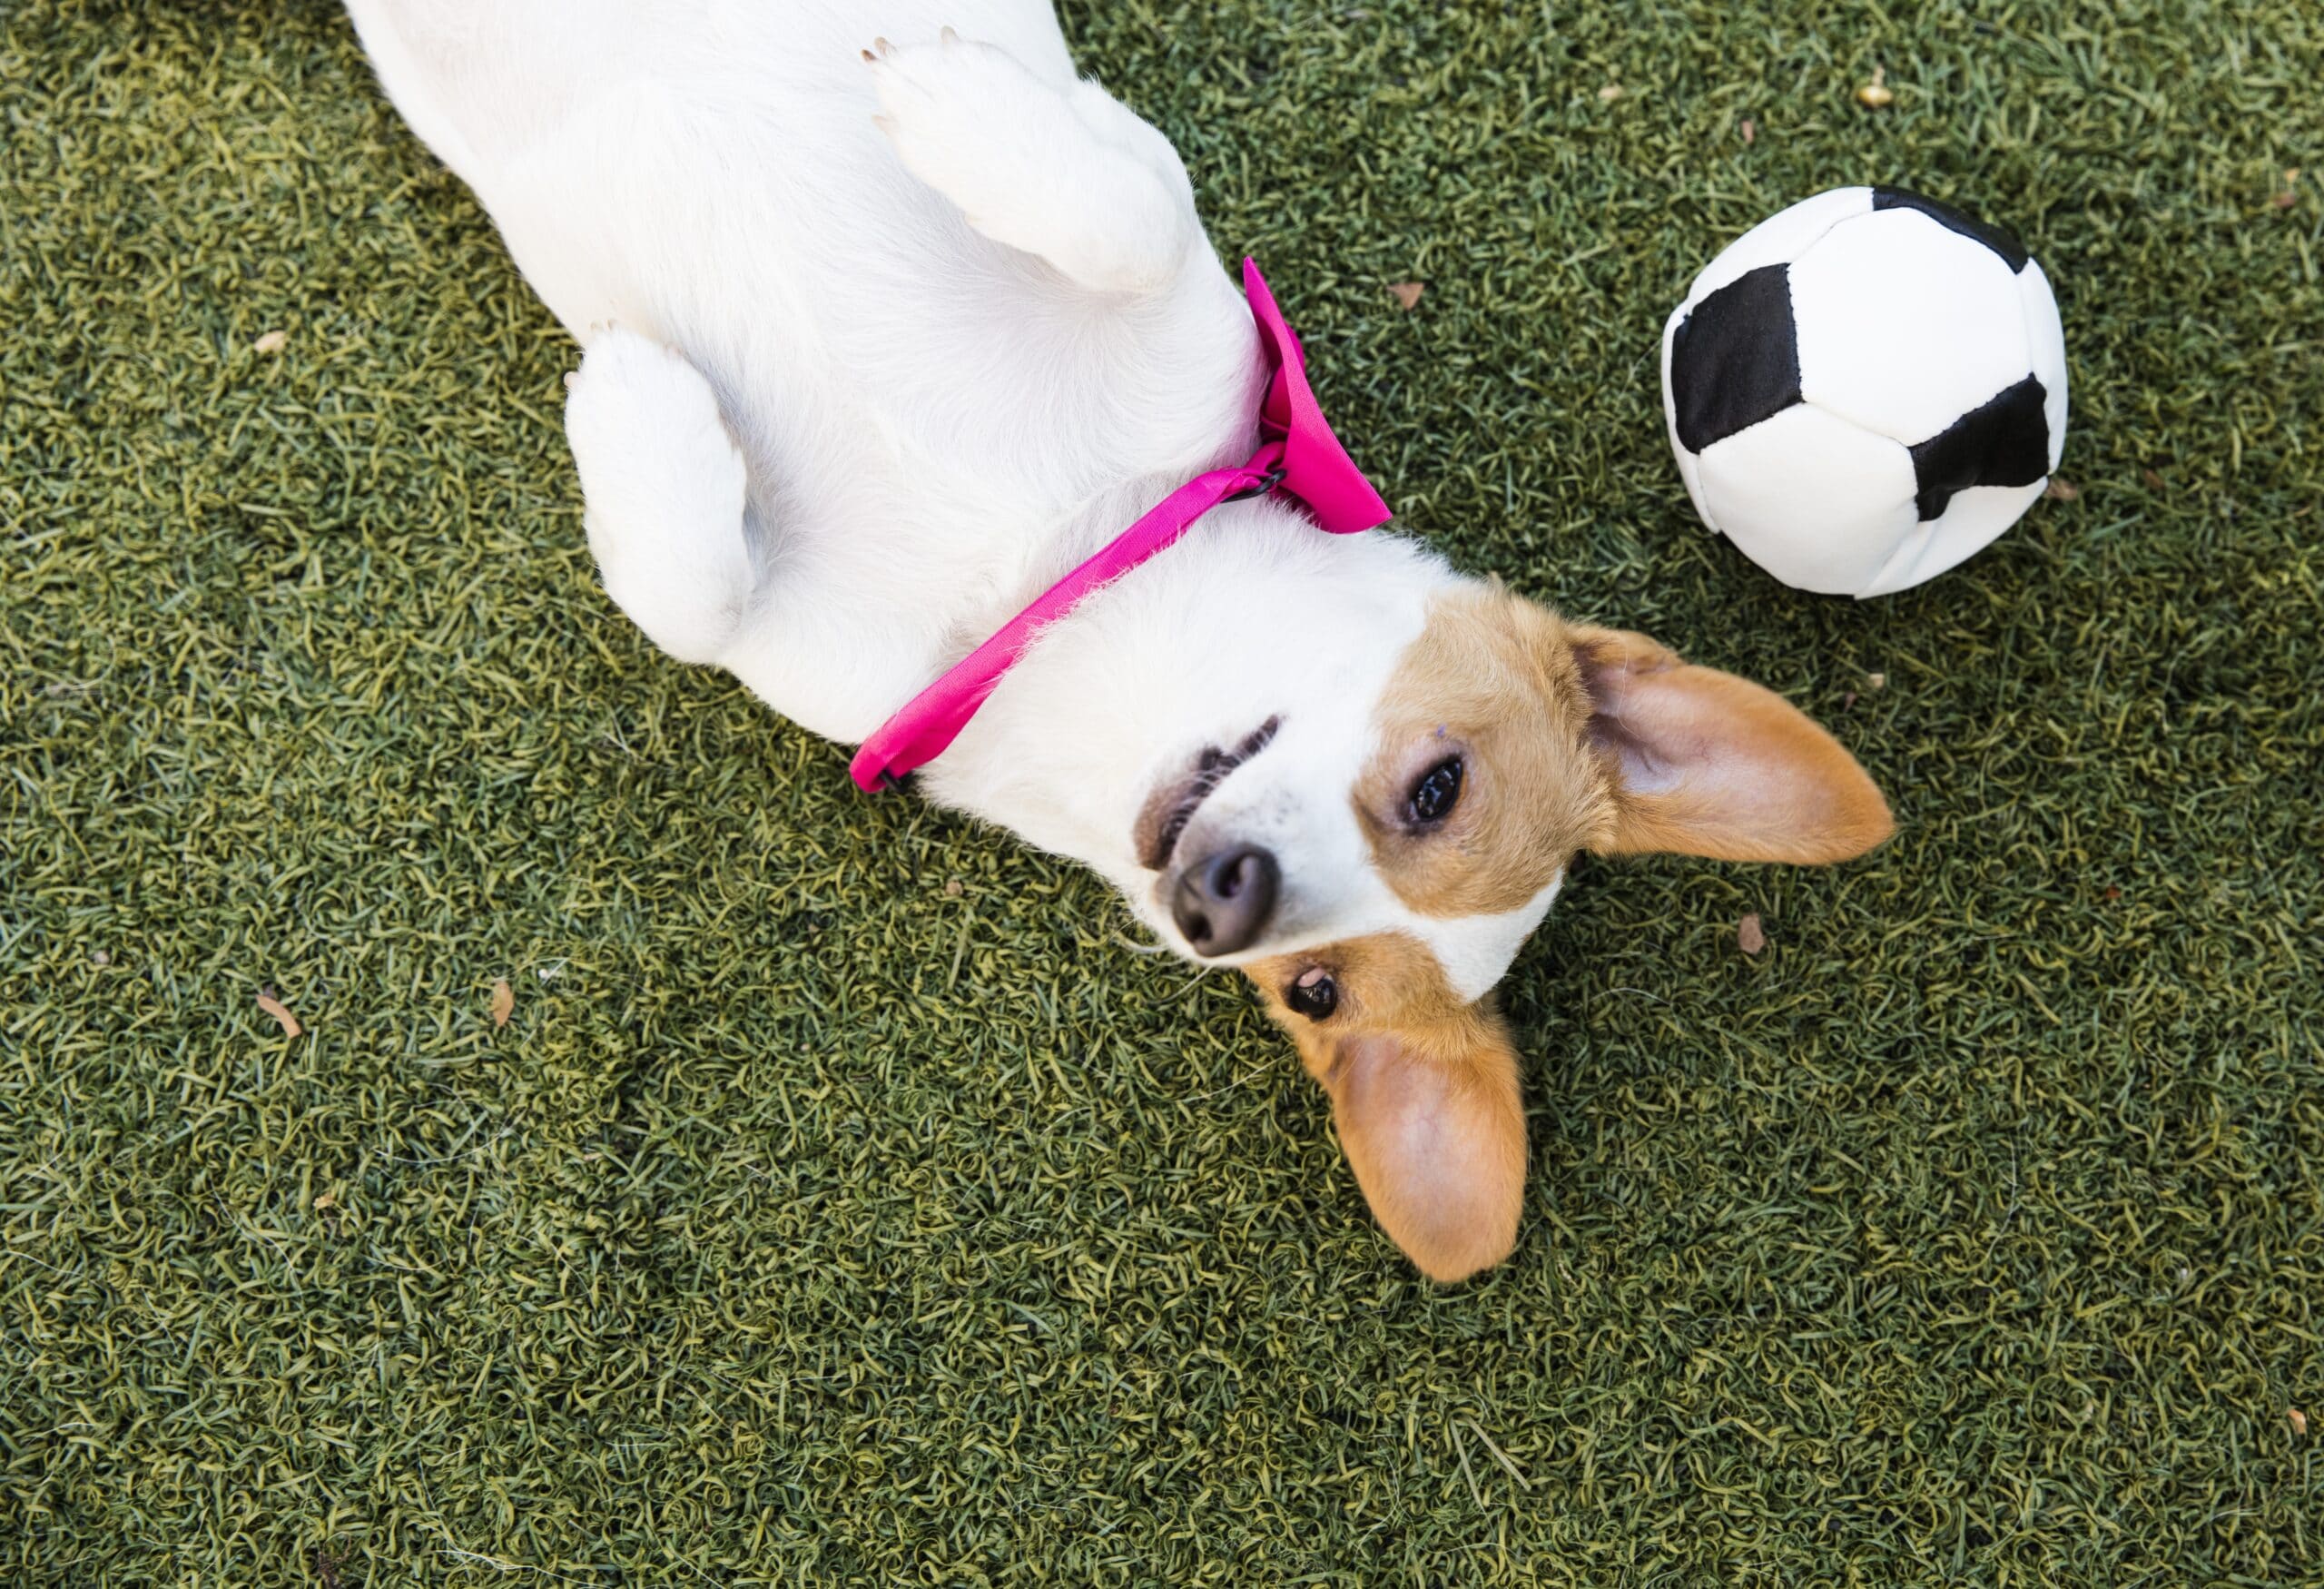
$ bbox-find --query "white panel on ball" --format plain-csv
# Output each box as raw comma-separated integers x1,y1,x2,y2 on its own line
1859,480,2045,597
2019,261,2070,472
1790,209,2031,446
1696,405,1918,596
1684,186,1873,307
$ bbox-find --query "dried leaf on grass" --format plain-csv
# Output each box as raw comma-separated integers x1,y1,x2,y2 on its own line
1738,913,1768,955
490,977,515,1029
2044,478,2081,500
1388,281,1424,311
2292,1407,2309,1437
255,989,301,1038
253,329,288,354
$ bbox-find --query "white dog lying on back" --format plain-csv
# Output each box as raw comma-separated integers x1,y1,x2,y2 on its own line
348,0,1891,1280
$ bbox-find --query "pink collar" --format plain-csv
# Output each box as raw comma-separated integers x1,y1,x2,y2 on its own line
851,259,1392,791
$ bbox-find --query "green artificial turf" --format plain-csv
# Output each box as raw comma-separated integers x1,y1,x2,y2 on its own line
4,0,2320,1582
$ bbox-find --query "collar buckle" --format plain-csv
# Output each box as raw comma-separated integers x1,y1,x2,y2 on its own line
1221,465,1287,503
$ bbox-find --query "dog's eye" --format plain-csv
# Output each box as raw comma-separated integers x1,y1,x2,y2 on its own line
1405,755,1463,824
1285,968,1338,1021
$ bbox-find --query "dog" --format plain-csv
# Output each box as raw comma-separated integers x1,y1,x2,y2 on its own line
346,0,1892,1281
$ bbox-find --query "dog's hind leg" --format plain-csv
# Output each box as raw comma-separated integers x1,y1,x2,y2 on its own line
563,330,755,666
865,32,1200,295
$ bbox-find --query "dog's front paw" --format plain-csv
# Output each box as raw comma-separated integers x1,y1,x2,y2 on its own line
565,331,755,666
864,32,1045,230
864,32,1187,292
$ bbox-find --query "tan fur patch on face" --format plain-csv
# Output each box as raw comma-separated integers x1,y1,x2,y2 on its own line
1247,933,1530,1283
1246,931,1500,1081
1355,585,1610,918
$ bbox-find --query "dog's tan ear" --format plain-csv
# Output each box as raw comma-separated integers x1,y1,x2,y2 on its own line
1571,627,1894,864
1302,1017,1526,1284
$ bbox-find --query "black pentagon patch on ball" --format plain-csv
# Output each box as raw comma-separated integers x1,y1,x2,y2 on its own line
1670,264,1802,453
1873,185,2030,272
1908,375,2051,520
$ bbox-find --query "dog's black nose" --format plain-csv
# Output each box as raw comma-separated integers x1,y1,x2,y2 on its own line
1171,844,1280,956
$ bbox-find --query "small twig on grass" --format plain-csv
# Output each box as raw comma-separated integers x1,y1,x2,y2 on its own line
670,1553,721,1586
1465,1420,1532,1489
0,1246,74,1278
947,911,973,991
1984,1144,2023,1268
433,1542,601,1586
1454,1423,1488,1512
1177,1068,1266,1104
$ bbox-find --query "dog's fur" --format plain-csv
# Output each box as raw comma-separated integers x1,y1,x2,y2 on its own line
348,0,1892,1280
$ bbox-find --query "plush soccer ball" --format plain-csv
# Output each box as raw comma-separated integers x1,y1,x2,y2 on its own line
1660,186,2067,597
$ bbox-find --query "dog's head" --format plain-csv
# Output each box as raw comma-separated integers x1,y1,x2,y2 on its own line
1137,582,1892,1280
